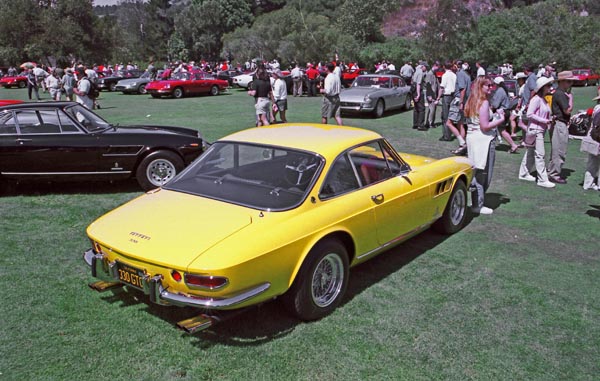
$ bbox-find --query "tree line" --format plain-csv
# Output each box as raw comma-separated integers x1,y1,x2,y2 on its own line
0,0,597,71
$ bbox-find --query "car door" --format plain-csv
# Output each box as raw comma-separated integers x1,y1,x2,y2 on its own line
346,140,434,246
0,108,100,175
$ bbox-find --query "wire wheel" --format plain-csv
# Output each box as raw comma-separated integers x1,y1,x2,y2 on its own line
310,253,345,308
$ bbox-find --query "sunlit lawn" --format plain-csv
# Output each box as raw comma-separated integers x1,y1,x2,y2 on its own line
1,85,599,380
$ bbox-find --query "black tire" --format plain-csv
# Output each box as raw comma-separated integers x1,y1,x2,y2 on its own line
109,83,117,92
247,81,254,90
173,87,184,99
209,85,219,96
135,150,184,191
433,180,467,234
282,239,349,321
373,99,385,118
138,84,147,94
18,81,26,89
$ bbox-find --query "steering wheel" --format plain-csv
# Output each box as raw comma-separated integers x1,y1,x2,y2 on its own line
284,157,318,187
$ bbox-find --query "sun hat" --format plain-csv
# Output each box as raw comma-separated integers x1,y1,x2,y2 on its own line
493,76,504,85
515,72,527,79
557,70,578,81
534,77,554,92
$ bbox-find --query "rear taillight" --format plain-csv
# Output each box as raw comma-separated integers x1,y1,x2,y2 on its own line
184,274,228,290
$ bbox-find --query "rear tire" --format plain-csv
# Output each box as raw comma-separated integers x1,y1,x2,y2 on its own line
138,84,147,94
282,239,349,321
109,83,117,92
433,180,467,234
135,150,183,191
404,95,412,110
18,81,26,89
210,85,219,96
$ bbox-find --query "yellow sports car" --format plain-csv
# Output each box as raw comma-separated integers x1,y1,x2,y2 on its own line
83,124,473,332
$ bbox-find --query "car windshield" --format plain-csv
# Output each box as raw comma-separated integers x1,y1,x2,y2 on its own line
172,72,192,80
63,104,111,132
352,76,391,88
165,141,323,211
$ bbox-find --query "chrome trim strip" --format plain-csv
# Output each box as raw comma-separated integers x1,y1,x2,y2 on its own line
3,171,131,175
356,223,432,260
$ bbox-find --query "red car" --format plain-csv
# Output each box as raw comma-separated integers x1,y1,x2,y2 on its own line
0,100,23,106
571,69,600,87
342,68,368,87
0,75,27,88
145,71,228,99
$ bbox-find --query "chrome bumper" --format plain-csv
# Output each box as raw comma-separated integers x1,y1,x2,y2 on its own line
83,249,270,309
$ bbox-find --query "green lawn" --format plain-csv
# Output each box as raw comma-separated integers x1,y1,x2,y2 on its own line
1,85,599,380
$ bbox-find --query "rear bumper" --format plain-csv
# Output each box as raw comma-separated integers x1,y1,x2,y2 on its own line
83,249,270,309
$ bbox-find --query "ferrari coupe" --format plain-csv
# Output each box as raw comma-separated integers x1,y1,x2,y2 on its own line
83,124,472,332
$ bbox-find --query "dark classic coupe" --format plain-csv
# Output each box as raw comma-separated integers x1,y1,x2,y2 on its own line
97,70,143,92
0,102,204,191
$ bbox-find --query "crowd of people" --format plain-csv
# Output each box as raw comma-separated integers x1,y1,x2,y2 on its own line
3,56,599,210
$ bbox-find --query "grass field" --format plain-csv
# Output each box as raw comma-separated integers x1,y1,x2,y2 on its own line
1,85,599,381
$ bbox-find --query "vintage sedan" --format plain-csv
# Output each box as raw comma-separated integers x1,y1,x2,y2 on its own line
0,102,204,191
340,74,412,118
571,68,600,87
97,69,143,92
146,71,229,99
0,75,27,88
115,71,154,94
83,123,472,332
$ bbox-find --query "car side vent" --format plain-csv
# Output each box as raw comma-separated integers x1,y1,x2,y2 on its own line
434,178,453,196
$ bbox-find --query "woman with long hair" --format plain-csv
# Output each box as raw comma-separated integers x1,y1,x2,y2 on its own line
464,77,506,215
518,77,555,188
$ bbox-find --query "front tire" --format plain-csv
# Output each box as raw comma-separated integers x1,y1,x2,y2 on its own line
138,84,147,94
283,239,349,321
433,179,467,234
173,87,184,99
210,85,219,96
135,150,184,191
18,81,26,88
373,99,385,118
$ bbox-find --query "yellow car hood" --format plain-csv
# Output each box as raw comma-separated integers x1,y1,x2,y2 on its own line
87,189,253,269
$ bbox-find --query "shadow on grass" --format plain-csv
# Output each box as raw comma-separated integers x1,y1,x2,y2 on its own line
342,106,412,120
94,223,475,348
585,204,600,220
0,179,141,196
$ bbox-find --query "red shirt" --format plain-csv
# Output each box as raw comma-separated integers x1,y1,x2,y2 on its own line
306,67,319,80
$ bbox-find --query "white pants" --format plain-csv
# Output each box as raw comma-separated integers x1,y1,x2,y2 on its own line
519,128,549,183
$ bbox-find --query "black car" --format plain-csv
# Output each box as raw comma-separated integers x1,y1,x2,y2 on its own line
0,102,204,191
97,70,143,92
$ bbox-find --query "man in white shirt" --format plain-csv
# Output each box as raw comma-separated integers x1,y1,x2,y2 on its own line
73,68,93,110
271,70,288,123
437,61,457,141
321,63,343,125
476,61,485,77
290,63,303,97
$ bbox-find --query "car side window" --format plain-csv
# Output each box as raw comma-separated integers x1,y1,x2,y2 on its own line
15,110,61,134
0,112,17,134
320,154,360,199
57,111,81,133
348,141,398,186
392,77,400,88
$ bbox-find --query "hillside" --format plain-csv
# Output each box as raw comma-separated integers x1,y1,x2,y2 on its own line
382,0,501,38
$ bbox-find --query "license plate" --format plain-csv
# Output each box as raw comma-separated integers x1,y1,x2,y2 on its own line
117,263,145,289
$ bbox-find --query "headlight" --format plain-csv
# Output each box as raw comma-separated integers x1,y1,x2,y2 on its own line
364,94,371,102
130,82,137,86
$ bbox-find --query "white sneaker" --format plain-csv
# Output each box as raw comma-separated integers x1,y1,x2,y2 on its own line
472,206,493,215
519,174,536,182
537,181,555,188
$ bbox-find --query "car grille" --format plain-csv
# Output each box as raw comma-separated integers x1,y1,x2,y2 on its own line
340,102,362,107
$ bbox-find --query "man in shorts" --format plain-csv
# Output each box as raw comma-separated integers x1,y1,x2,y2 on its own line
271,69,288,123
321,63,343,125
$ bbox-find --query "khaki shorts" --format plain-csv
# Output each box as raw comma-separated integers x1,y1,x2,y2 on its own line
321,95,340,118
448,97,463,123
255,97,270,116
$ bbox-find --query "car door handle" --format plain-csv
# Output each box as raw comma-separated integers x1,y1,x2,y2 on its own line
371,194,384,204
16,138,32,144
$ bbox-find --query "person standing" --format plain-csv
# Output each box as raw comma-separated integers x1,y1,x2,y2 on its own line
447,61,472,154
290,63,303,97
321,63,343,126
582,95,600,190
62,68,76,101
476,61,485,77
424,62,440,129
46,69,62,101
271,69,288,123
400,61,414,85
518,77,555,188
490,76,520,153
73,68,93,110
306,64,319,97
464,77,506,215
26,69,40,101
411,63,426,130
253,65,273,126
548,71,577,184
147,60,157,80
437,61,457,141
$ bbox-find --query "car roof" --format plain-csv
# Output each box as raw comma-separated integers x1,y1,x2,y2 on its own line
0,101,78,111
221,123,383,158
